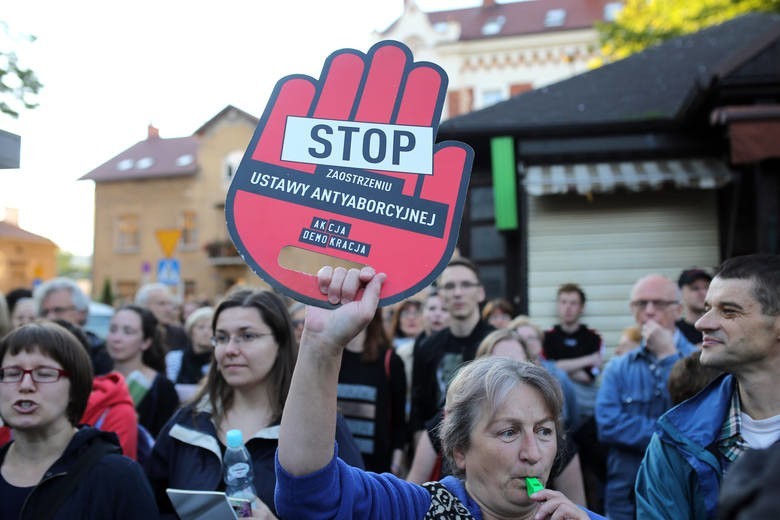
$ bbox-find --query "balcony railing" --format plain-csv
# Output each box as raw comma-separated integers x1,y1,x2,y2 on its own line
204,240,244,266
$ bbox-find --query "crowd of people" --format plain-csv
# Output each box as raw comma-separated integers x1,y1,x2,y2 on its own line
0,253,777,519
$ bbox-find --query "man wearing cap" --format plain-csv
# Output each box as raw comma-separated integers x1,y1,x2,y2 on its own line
676,268,712,345
635,254,780,519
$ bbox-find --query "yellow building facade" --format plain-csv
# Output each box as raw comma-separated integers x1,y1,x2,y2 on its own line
0,219,57,293
83,106,267,304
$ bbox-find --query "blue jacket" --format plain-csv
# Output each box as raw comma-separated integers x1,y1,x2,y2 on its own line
595,330,694,520
635,374,735,520
144,400,364,517
275,449,604,519
0,427,158,520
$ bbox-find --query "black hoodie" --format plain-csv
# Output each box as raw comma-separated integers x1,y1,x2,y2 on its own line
0,427,159,519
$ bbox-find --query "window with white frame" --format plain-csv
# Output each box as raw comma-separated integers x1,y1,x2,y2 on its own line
223,150,244,190
480,88,506,109
604,2,623,21
179,211,198,249
482,15,506,36
544,9,566,27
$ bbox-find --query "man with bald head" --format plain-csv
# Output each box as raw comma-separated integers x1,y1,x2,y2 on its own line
595,274,696,520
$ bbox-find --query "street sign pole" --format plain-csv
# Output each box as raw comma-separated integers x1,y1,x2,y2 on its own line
155,229,183,298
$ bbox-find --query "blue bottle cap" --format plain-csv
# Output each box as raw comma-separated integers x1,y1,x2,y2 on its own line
226,429,243,449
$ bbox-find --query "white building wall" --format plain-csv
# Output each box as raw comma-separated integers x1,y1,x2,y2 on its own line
378,4,602,119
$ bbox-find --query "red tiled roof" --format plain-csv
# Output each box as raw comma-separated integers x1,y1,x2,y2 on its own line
385,0,617,41
80,135,199,182
80,105,259,183
0,221,57,245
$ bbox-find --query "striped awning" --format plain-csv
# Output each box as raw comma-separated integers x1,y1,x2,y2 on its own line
523,158,734,196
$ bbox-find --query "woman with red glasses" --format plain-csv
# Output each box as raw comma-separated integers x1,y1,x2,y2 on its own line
0,321,157,519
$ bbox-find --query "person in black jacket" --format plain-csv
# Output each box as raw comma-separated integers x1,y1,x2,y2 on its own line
338,310,406,474
718,439,780,519
409,257,494,442
145,289,364,518
0,321,157,519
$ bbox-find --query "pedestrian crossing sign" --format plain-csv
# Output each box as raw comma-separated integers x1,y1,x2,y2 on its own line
157,258,180,286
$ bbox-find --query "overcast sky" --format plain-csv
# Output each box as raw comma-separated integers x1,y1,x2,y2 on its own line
1,0,479,256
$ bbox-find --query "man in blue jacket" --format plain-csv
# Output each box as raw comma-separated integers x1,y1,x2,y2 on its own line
595,274,695,520
635,254,780,519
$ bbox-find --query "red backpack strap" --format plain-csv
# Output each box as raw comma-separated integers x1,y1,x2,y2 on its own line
384,347,392,380
384,348,394,427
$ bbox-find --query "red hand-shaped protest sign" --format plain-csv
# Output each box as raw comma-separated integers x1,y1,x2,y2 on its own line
226,40,473,307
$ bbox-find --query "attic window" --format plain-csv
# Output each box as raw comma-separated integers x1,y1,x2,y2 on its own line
136,157,154,170
176,154,194,167
433,22,449,33
481,15,506,36
604,2,623,21
117,159,134,171
223,150,244,190
544,9,566,27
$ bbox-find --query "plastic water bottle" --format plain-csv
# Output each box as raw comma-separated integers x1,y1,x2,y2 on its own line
224,429,259,516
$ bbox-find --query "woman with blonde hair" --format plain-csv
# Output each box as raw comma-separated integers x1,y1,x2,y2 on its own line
475,327,530,361
166,306,214,402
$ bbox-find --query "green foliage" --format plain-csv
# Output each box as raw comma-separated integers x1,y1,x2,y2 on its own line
56,250,90,279
100,278,114,306
596,0,780,63
0,22,43,118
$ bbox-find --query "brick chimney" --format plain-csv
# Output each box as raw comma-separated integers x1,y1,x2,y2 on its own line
3,207,19,226
483,0,497,6
147,124,160,139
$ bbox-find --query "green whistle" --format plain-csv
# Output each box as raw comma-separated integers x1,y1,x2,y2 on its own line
525,477,544,496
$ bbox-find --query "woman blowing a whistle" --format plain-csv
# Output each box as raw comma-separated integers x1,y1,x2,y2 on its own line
275,266,604,520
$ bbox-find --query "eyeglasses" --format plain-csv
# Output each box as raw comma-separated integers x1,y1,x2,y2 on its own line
210,331,273,348
40,305,77,316
630,300,679,310
0,366,70,384
439,281,481,292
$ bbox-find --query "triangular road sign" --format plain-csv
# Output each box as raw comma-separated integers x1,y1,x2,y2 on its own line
155,229,182,258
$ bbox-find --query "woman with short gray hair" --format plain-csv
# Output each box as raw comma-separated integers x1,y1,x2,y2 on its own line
439,357,565,480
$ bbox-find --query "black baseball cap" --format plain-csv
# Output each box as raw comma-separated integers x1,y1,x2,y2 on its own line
678,268,712,288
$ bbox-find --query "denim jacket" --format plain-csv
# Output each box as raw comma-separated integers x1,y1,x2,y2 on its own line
595,330,695,520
